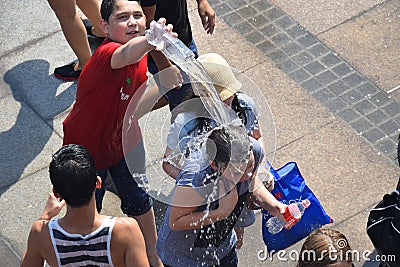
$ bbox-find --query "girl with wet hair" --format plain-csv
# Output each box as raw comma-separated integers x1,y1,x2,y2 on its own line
156,125,287,267
162,53,272,249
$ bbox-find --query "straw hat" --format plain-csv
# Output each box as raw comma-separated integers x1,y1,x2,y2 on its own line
197,53,242,101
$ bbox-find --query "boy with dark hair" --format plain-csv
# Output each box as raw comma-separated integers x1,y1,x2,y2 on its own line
20,144,149,267
61,0,176,265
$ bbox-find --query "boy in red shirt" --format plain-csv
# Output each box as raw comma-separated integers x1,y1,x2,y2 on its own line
62,1,177,265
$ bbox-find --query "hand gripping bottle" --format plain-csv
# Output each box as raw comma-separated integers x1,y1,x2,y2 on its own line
266,199,311,234
145,20,194,64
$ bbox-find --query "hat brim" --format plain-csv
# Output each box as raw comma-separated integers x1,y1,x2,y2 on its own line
216,79,242,101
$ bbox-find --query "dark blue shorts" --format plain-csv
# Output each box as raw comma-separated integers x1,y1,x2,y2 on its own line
147,38,199,111
96,142,152,216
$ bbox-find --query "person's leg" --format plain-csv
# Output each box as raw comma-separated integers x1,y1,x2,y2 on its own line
109,141,163,267
188,38,199,58
76,0,105,37
47,0,91,70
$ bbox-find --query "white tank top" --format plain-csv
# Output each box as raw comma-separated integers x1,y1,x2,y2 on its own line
48,216,116,267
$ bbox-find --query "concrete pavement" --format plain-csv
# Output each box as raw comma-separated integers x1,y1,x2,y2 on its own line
0,0,399,266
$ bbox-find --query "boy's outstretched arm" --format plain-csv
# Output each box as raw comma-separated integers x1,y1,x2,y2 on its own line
111,36,155,69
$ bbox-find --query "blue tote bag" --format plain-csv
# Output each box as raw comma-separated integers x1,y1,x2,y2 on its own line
262,162,333,253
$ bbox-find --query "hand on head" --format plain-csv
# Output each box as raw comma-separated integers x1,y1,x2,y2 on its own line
38,192,66,221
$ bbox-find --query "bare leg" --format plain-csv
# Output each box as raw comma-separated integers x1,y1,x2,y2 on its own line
47,0,90,70
76,0,106,37
132,208,163,267
152,96,169,111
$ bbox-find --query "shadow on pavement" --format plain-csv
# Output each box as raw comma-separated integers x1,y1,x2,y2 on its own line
1,59,76,195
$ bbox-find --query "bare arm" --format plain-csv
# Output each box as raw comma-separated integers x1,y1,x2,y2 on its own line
249,176,286,218
162,147,182,179
133,81,164,119
21,193,65,266
111,36,155,69
169,182,238,231
113,217,150,267
149,51,183,89
250,123,266,158
111,17,178,69
20,222,46,267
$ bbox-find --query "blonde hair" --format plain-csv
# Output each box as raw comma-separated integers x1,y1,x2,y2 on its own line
297,228,353,267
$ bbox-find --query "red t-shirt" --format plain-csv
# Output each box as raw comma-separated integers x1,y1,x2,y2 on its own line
63,39,148,169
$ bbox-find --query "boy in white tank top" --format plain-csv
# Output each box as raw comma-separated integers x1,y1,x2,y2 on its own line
20,144,149,267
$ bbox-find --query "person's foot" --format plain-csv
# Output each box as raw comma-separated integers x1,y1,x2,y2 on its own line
54,62,81,81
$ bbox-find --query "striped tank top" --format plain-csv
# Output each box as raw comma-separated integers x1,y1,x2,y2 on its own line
48,216,116,267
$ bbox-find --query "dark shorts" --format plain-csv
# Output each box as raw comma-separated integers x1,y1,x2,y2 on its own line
96,141,152,216
147,38,199,111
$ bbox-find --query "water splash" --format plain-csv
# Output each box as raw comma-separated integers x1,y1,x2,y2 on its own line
122,22,278,207
146,21,234,126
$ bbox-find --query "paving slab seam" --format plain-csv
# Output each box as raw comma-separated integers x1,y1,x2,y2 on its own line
0,31,60,60
208,0,400,165
0,235,21,261
274,120,336,151
0,164,49,195
329,202,382,228
317,0,391,35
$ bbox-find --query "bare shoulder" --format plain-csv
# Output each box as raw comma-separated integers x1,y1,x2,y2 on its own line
114,217,139,229
28,220,53,251
112,217,142,239
21,220,55,267
110,217,148,266
30,220,50,239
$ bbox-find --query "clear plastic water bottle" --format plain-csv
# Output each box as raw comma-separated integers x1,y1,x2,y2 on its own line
266,199,311,234
145,21,195,64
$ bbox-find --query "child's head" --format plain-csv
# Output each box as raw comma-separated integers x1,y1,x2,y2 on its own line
197,53,242,102
297,228,354,267
206,125,253,182
100,0,146,44
49,144,97,207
